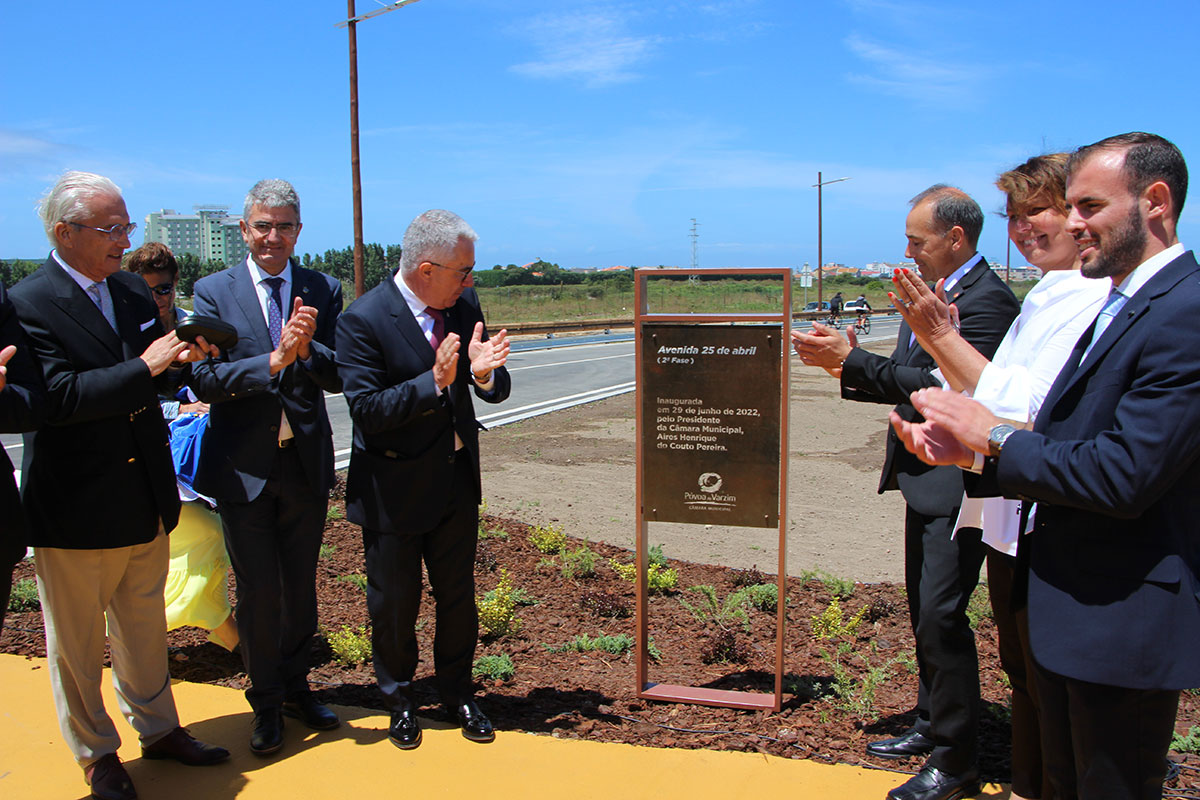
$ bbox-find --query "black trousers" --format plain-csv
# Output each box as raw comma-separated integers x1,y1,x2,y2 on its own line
219,446,327,712
904,505,986,775
988,549,1046,799
1033,659,1179,800
364,456,478,710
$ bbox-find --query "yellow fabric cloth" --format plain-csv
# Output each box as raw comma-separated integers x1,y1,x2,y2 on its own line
163,501,231,633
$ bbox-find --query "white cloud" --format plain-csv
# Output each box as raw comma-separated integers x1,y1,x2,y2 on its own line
843,34,985,104
508,8,661,88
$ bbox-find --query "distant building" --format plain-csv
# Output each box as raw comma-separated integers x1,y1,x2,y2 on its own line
988,261,1042,281
144,206,249,265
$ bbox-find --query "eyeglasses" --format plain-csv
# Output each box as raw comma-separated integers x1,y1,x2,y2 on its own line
427,261,474,283
248,221,300,237
69,221,137,241
150,282,175,296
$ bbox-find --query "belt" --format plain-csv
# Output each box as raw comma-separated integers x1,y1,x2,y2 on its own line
277,438,295,449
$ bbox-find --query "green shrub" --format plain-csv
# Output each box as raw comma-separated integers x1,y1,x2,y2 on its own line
325,504,344,521
327,625,372,666
1173,725,1200,755
546,633,634,656
799,568,855,600
472,653,516,682
811,598,867,640
648,543,668,568
7,578,39,612
745,583,779,612
318,543,337,560
338,573,368,592
478,569,523,637
967,582,993,629
679,584,750,632
608,558,678,593
529,524,567,554
560,546,597,580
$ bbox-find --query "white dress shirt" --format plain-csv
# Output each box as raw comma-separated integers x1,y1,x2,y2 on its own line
245,257,296,441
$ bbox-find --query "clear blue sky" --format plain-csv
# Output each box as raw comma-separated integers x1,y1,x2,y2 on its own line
3,0,1198,271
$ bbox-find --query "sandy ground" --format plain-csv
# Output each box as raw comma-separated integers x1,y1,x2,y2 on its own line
481,339,911,583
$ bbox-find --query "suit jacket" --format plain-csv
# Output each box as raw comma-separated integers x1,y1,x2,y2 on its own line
10,257,180,548
336,280,511,534
840,259,1020,515
0,282,45,566
992,250,1200,690
189,259,342,503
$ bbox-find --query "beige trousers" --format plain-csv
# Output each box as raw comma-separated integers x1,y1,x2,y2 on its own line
35,531,180,767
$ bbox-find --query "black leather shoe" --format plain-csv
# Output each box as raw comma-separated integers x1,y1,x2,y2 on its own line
142,726,230,765
282,694,340,731
388,707,422,750
886,766,981,800
455,699,495,743
867,728,936,759
250,709,284,756
85,753,137,800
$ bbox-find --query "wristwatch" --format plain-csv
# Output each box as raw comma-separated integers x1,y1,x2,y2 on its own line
987,423,1018,457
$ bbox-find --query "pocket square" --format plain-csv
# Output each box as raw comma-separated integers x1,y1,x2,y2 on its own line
139,319,156,331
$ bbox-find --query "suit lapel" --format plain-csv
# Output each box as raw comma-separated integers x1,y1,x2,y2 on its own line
230,262,273,351
290,261,314,312
108,277,149,360
385,280,436,367
43,258,122,358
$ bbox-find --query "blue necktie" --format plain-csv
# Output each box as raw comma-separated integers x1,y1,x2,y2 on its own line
87,281,117,332
1081,287,1125,362
263,277,285,348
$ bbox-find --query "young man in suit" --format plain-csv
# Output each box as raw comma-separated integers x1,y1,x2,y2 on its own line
793,186,1020,800
13,172,228,800
336,209,510,750
189,179,343,756
894,133,1199,800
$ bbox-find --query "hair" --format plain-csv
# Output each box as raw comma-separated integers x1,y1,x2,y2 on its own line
996,153,1070,216
123,241,179,279
243,178,301,219
909,184,984,248
1067,132,1188,221
37,171,123,246
399,209,479,276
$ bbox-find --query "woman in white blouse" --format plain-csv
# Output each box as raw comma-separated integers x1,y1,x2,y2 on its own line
889,153,1110,800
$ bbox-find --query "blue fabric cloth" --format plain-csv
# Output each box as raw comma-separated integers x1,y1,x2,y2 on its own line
169,413,208,492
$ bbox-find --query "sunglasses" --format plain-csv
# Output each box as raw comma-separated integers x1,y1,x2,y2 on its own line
151,282,175,296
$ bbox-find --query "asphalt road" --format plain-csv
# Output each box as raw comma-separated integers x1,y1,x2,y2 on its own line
1,316,904,471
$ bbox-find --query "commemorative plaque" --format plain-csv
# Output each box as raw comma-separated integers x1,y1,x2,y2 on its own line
641,324,781,528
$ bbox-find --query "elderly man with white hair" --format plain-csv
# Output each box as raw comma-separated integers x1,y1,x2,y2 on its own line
12,171,227,800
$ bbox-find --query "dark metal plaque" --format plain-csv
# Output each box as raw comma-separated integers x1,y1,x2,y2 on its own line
640,323,781,528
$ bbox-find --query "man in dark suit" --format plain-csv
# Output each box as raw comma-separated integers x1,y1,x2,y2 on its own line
13,171,228,800
336,209,510,750
190,179,343,755
0,281,45,626
793,186,1020,800
894,133,1198,800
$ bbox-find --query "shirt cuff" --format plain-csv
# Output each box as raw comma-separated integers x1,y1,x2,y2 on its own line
472,370,495,390
967,450,985,473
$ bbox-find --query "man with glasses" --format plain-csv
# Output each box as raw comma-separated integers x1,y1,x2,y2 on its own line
336,209,510,749
11,171,227,800
189,179,343,756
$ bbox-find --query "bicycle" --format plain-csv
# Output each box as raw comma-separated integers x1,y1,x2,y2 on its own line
826,311,842,329
854,314,871,335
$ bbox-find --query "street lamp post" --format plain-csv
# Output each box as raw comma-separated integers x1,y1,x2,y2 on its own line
812,172,850,305
338,0,425,298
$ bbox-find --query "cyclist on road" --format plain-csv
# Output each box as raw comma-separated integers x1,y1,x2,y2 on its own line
828,291,844,326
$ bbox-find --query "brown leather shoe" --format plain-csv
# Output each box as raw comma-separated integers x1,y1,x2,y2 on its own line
141,726,230,766
85,753,137,800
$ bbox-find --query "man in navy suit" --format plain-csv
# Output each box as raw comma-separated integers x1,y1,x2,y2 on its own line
336,209,510,750
793,187,1020,800
14,171,228,800
190,179,343,755
0,281,44,627
893,132,1198,800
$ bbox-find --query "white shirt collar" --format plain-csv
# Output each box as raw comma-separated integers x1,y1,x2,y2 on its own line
245,256,292,288
394,270,433,321
941,252,982,294
1112,242,1186,298
51,249,106,293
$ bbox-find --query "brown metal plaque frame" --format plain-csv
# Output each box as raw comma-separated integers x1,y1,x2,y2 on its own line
634,268,790,712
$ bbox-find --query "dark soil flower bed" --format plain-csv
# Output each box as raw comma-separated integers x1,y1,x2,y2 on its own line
5,502,1198,793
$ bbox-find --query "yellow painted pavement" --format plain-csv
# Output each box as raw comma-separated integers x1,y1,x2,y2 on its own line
0,654,1012,799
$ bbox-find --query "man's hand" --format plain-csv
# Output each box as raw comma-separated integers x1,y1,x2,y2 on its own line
179,400,210,414
792,322,853,378
468,323,509,382
140,332,193,377
889,410,975,468
909,387,1002,455
433,332,461,390
281,296,318,361
889,268,958,347
0,344,16,392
